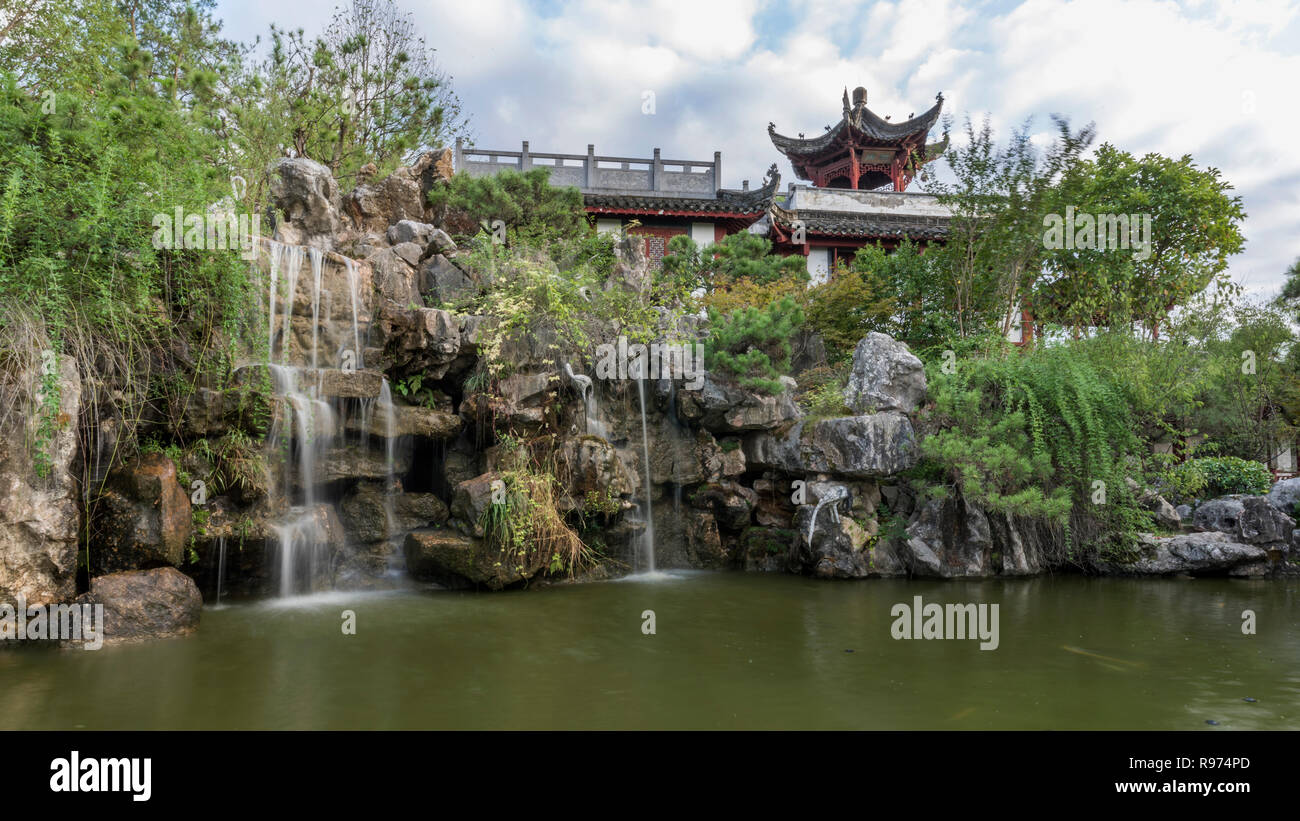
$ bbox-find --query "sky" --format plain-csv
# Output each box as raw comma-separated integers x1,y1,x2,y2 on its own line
214,0,1300,299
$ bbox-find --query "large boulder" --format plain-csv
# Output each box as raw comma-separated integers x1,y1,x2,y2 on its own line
91,452,192,574
1192,495,1294,545
419,254,476,306
692,481,757,531
676,374,801,433
339,481,449,544
77,567,202,644
902,497,992,578
403,526,549,590
842,332,927,414
0,356,82,606
344,149,452,235
268,157,342,246
743,413,918,479
450,473,500,537
790,499,874,578
557,435,635,508
1267,477,1300,516
1103,532,1267,575
370,303,462,378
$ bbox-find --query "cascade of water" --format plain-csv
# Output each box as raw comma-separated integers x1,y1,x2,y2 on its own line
273,511,329,597
379,378,397,539
267,240,281,356
635,378,656,573
214,535,227,607
266,299,338,597
343,257,362,368
279,245,305,365
807,485,850,546
308,247,324,373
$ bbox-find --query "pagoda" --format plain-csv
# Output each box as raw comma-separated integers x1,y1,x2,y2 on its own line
768,86,947,192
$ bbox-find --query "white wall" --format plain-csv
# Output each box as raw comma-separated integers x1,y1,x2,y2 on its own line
806,247,830,284
690,222,715,248
595,218,622,234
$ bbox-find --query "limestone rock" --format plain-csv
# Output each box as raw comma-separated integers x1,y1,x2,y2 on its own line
743,413,918,479
1192,495,1294,544
268,157,342,246
339,481,449,544
676,373,801,433
1105,532,1267,575
842,332,927,414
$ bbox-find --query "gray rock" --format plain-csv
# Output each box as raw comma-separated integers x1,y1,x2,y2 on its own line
1175,504,1193,521
743,412,918,479
842,332,927,414
370,303,462,378
77,567,202,644
1105,532,1267,575
450,473,501,537
1267,477,1300,516
91,452,192,574
419,254,475,306
339,481,449,544
790,502,875,578
1192,495,1294,544
902,497,992,578
676,373,801,433
268,157,342,242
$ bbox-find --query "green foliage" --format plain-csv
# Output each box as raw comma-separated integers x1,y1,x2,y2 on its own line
662,231,807,298
1034,144,1247,334
919,342,1150,560
1164,457,1271,503
428,168,587,246
705,296,804,394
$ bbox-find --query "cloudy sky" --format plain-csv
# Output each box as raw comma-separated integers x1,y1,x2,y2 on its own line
215,0,1300,299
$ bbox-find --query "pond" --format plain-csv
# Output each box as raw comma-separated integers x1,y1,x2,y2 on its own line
2,573,1295,730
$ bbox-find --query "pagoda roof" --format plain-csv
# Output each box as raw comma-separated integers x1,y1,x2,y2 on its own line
768,202,949,241
769,89,945,158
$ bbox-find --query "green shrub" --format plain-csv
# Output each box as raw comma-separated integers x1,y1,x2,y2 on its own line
704,296,804,394
1165,456,1271,502
428,168,586,245
919,343,1150,561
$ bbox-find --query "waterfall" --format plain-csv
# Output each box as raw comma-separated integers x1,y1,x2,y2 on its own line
564,361,605,438
262,242,348,597
635,378,656,573
807,485,850,546
273,511,329,597
308,247,324,373
379,378,397,539
214,536,227,608
343,257,362,368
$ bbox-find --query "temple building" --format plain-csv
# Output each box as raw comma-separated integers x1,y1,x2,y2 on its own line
758,86,951,281
455,86,952,281
453,139,776,267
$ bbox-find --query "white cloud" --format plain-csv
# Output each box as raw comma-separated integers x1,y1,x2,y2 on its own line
216,0,1300,295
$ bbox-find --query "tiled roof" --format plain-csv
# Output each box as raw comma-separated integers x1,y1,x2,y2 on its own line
769,94,944,157
584,165,780,216
769,204,949,241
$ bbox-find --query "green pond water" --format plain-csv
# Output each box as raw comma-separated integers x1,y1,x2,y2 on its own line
2,573,1296,730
